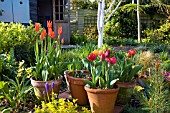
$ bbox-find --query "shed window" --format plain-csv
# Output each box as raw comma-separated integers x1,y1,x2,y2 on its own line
55,0,68,21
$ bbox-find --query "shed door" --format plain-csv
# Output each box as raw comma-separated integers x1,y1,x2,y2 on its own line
0,0,30,23
55,0,70,44
0,0,13,22
13,0,30,23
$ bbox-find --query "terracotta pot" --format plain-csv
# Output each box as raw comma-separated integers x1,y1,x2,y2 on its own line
30,76,63,100
84,86,119,113
116,81,136,105
64,70,91,105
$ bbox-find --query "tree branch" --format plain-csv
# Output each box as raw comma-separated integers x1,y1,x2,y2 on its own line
104,0,123,23
105,0,116,14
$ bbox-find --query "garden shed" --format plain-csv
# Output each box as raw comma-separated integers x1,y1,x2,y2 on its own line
0,0,70,44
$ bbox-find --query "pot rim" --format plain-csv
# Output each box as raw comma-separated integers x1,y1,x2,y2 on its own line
84,85,119,94
30,75,63,83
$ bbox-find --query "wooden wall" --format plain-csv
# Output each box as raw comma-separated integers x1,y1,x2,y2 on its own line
30,0,38,22
70,9,97,35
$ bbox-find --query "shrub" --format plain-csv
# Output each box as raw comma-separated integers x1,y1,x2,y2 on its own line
34,98,90,113
70,31,88,45
143,20,170,44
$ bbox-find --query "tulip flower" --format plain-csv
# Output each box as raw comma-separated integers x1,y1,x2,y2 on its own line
104,49,110,58
51,31,55,39
58,26,62,35
40,29,46,40
99,50,104,55
106,57,116,64
129,49,136,55
35,23,40,31
61,38,64,44
126,52,131,57
100,53,105,61
48,28,53,36
92,50,99,56
47,20,52,28
86,53,96,61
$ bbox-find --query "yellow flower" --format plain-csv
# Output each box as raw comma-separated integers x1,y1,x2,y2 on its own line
17,72,21,77
135,86,144,92
148,98,152,106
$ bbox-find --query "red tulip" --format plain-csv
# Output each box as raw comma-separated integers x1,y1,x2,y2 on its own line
35,23,40,32
104,49,110,58
129,49,136,55
47,21,52,28
100,53,105,61
126,52,132,57
40,29,46,40
51,31,55,39
58,26,62,35
106,57,116,64
86,53,96,61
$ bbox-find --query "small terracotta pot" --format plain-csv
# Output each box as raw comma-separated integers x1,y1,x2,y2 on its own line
85,86,119,113
30,76,63,100
64,70,91,105
116,81,136,105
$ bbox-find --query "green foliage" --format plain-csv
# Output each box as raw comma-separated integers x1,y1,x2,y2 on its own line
0,62,33,112
70,31,88,45
71,0,98,10
34,98,91,113
33,29,65,81
114,51,143,82
161,60,170,72
135,68,170,113
149,44,168,53
104,4,139,39
84,26,98,44
0,22,39,54
104,36,138,46
0,48,17,81
143,21,170,44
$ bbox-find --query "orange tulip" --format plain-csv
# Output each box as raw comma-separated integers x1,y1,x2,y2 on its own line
47,21,52,28
99,50,103,55
35,23,40,31
92,50,99,56
51,31,55,39
58,26,62,35
40,29,46,40
48,28,52,36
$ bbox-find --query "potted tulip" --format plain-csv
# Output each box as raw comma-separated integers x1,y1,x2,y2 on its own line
114,49,143,104
82,49,119,113
30,21,64,100
64,59,91,105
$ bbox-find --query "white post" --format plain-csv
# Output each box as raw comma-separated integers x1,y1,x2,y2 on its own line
97,0,123,48
137,0,141,43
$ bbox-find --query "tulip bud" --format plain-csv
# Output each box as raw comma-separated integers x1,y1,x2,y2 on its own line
51,82,55,89
61,38,64,44
35,23,40,32
45,82,49,92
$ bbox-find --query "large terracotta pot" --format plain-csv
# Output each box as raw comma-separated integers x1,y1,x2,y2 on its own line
64,70,91,105
84,86,119,113
116,81,136,105
30,76,63,100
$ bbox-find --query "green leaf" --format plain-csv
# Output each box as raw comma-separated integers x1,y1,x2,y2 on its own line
83,79,93,87
99,77,105,88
